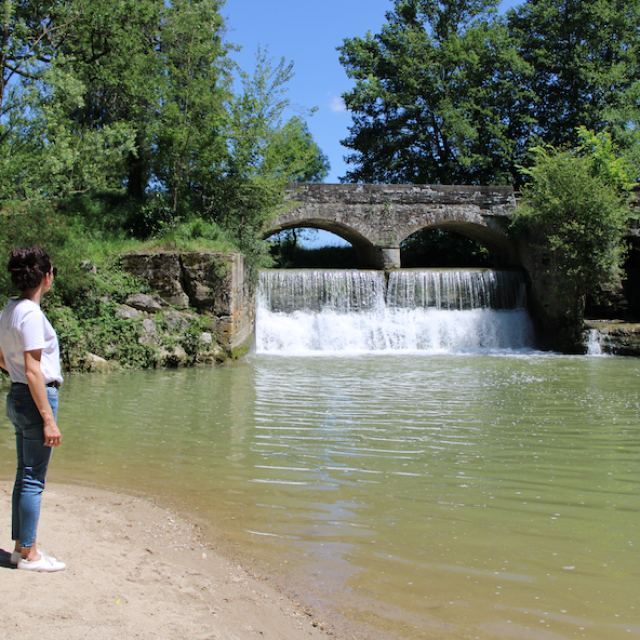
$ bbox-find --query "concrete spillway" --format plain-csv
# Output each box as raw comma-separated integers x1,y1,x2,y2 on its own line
256,269,535,355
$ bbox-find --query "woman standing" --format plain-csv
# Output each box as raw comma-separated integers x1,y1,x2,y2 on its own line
0,247,66,571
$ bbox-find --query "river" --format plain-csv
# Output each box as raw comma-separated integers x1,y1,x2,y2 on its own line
0,269,639,639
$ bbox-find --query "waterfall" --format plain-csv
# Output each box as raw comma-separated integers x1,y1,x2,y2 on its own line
387,270,528,310
259,269,385,314
256,269,535,355
586,329,605,356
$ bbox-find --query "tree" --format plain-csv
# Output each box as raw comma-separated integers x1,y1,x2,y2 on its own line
1,0,62,118
338,0,533,184
507,0,640,157
0,0,162,201
202,49,330,267
339,0,640,187
280,118,330,184
510,128,636,346
1,0,329,277
48,0,187,202
150,0,233,217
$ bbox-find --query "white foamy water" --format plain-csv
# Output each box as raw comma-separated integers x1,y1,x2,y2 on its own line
586,328,607,356
256,269,536,355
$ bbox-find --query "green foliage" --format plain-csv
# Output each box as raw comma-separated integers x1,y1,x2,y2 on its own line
0,0,331,373
0,201,91,305
338,0,640,186
46,301,156,371
1,0,328,265
508,0,640,158
41,257,156,369
0,214,215,371
269,230,358,268
1,1,145,201
287,119,330,184
338,0,532,184
401,229,492,267
42,304,84,371
511,132,634,311
159,313,212,364
39,256,216,371
198,49,329,273
150,0,232,218
274,245,358,269
140,219,236,255
574,127,638,194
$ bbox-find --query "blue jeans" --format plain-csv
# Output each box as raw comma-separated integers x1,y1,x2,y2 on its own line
7,383,58,548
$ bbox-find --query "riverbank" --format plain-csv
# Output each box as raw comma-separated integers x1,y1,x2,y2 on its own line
0,482,338,640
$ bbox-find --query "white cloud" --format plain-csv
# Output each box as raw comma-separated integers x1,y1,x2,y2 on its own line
329,95,346,113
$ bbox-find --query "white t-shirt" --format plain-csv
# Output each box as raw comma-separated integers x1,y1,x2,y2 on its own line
0,298,63,385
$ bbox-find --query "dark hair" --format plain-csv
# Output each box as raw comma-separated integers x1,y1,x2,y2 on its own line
7,246,53,291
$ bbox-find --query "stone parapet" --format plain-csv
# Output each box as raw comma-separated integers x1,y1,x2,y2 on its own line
284,183,516,211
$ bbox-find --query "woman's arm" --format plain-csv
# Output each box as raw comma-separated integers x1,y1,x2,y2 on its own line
0,345,7,372
24,349,61,447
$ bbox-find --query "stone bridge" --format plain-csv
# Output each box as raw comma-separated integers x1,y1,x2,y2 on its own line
268,183,519,269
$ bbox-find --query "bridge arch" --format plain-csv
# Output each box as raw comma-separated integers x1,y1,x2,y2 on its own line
265,218,376,268
398,220,518,267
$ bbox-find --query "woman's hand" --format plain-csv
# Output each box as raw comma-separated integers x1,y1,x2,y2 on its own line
43,419,62,447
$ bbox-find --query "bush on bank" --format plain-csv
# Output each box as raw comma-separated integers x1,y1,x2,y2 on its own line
510,129,638,350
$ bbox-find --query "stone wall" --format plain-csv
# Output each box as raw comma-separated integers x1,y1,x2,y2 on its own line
584,320,640,356
516,235,640,354
121,252,254,353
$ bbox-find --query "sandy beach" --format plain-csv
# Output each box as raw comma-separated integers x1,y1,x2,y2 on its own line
0,481,345,640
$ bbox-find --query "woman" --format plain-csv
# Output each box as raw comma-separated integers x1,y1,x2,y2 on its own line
0,246,66,571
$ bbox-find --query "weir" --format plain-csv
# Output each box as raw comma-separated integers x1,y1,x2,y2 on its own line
256,269,535,354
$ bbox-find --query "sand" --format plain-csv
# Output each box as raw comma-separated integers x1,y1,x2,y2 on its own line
0,482,344,640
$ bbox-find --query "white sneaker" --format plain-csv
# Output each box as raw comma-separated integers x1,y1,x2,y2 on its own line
17,553,66,572
11,548,45,566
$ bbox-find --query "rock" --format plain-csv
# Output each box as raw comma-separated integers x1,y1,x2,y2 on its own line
180,253,232,311
195,343,226,365
158,344,189,367
126,293,166,312
200,332,213,345
115,304,142,320
138,318,158,345
80,260,98,274
121,251,254,353
80,353,117,373
583,320,640,356
163,310,195,332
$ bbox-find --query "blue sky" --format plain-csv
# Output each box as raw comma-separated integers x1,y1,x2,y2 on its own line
223,0,523,184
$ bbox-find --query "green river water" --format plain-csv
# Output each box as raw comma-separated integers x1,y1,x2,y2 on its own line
1,353,639,640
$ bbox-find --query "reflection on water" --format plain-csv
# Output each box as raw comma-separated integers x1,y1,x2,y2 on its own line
1,354,639,640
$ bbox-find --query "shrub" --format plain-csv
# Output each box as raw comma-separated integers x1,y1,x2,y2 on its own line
510,129,636,345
